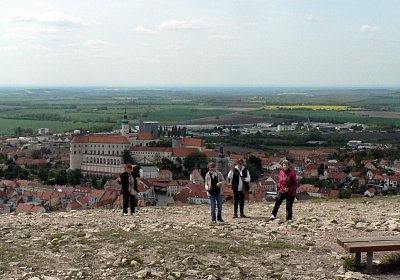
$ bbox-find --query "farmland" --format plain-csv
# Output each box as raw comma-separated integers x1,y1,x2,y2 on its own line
264,105,364,110
0,87,399,136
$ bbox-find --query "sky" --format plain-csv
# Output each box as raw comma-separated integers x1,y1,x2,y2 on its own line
0,0,399,87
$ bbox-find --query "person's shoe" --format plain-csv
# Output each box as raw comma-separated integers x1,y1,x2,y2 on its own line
232,214,238,219
217,219,225,223
240,214,248,218
269,214,276,221
123,213,128,216
211,220,216,224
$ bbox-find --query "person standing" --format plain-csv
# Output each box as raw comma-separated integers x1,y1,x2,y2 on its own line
270,159,298,221
205,162,226,223
117,163,140,216
227,158,250,218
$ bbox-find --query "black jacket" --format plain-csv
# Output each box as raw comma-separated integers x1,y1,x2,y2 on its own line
231,167,250,192
118,170,139,194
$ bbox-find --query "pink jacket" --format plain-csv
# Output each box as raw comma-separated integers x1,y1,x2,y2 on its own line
277,168,298,197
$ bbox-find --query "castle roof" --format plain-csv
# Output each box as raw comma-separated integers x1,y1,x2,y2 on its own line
71,135,129,144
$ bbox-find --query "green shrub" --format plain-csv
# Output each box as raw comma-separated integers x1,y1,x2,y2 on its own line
379,253,400,272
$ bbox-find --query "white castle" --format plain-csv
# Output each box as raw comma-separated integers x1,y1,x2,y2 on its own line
70,111,159,177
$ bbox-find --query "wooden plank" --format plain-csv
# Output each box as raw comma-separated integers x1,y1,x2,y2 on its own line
344,241,400,253
337,236,400,247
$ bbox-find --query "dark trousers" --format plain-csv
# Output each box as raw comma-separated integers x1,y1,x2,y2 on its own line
272,192,295,220
123,193,136,214
233,190,245,215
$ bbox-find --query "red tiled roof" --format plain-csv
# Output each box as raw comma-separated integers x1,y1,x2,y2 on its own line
181,138,205,147
93,198,114,208
113,195,123,206
137,133,158,140
159,169,172,174
71,135,129,144
153,182,168,187
288,150,314,155
171,148,199,157
91,189,105,199
17,203,33,212
31,205,44,213
327,172,347,180
328,190,340,198
316,148,337,154
68,200,82,210
204,151,218,157
297,184,319,193
130,146,171,152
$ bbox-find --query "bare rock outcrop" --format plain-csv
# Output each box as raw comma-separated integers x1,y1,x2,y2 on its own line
1,197,400,279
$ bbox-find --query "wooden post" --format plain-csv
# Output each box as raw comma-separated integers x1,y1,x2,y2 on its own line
355,252,361,266
366,252,373,271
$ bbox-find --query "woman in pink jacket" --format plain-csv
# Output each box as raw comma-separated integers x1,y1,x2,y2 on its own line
270,159,298,221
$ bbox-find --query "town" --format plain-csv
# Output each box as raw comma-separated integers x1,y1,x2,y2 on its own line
1,111,399,215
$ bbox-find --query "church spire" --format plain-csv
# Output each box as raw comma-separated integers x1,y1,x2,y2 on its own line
121,109,130,136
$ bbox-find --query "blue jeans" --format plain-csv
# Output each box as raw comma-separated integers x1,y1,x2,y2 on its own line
210,194,223,221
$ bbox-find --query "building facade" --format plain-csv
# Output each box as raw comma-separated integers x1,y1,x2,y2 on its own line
70,135,130,177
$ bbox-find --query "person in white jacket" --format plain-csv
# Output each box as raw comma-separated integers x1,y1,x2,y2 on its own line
205,162,226,223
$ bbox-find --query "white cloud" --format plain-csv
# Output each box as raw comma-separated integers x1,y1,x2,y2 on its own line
134,26,156,35
0,43,48,51
3,26,61,40
159,19,208,31
305,14,320,22
360,24,378,32
208,35,234,41
245,22,259,27
84,40,109,47
6,10,83,27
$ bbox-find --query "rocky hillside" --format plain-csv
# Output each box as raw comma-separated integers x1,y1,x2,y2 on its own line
1,197,400,280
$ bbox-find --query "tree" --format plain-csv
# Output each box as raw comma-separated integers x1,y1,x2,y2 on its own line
91,177,98,189
31,150,42,159
317,164,324,175
158,139,172,147
181,127,187,137
55,170,67,185
246,163,259,182
67,169,82,186
38,168,49,182
122,150,133,164
14,126,22,137
0,153,5,164
183,152,208,170
101,177,108,188
247,156,262,172
340,188,352,199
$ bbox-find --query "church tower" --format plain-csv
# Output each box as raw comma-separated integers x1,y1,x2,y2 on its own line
216,146,229,176
121,109,130,136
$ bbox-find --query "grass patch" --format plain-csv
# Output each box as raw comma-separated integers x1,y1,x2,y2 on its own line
378,252,400,272
342,256,362,271
259,240,306,251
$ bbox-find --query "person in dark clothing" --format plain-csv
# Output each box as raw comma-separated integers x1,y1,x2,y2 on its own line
270,159,298,221
117,163,140,216
227,158,251,218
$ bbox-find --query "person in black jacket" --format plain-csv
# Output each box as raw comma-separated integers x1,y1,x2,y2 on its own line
117,163,140,216
227,159,251,218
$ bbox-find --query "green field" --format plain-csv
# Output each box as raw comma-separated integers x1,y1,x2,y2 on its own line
252,108,400,128
0,87,399,136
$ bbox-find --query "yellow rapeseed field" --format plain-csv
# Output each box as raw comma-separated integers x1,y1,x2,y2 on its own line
264,105,364,110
